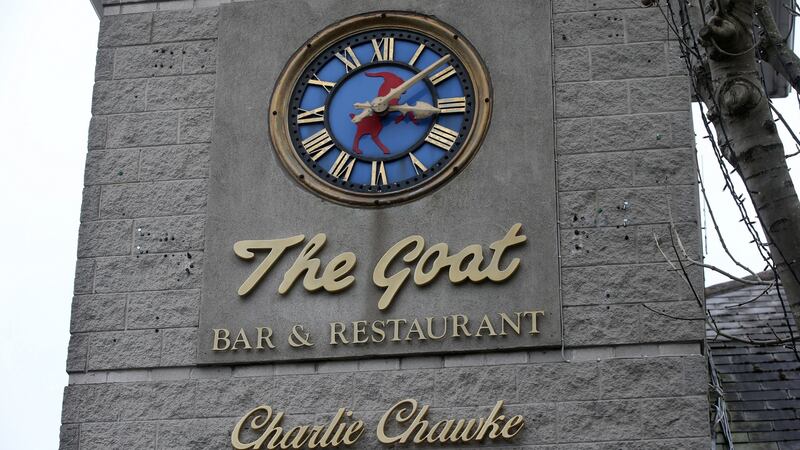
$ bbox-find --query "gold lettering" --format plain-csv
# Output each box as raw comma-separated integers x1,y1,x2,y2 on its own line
413,243,448,286
499,312,522,336
212,328,231,351
451,314,471,337
485,223,527,281
371,320,386,343
523,310,545,334
372,235,425,310
475,315,498,337
330,322,348,345
405,318,427,341
426,316,447,340
501,414,525,438
352,320,367,344
232,328,253,350
256,327,275,349
234,236,305,296
279,234,356,294
386,318,407,342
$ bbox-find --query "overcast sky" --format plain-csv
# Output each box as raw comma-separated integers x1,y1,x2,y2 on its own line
0,2,797,448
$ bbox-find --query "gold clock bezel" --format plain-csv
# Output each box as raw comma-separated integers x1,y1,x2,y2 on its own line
269,11,492,208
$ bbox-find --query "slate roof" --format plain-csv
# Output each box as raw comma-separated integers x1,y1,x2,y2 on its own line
706,273,800,449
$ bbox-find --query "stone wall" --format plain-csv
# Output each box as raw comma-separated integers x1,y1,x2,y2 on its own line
63,1,710,448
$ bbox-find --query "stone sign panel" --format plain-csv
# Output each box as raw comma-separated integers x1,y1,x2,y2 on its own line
198,0,559,364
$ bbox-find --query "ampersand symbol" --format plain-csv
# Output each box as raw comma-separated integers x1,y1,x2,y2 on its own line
288,325,314,348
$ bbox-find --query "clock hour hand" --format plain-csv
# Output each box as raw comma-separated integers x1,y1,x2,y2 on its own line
388,101,441,120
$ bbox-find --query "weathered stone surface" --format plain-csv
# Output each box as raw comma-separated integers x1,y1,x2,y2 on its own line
559,190,597,228
595,185,697,227
71,294,127,332
564,304,640,346
271,373,353,413
118,380,196,420
88,116,107,150
160,327,197,366
561,263,701,306
560,227,638,266
179,108,212,143
351,370,435,411
629,76,690,114
558,152,634,190
94,251,202,293
152,8,219,42
59,423,80,450
92,80,146,114
127,290,200,329
633,147,695,186
600,357,687,399
95,48,114,81
640,301,705,344
625,8,677,43
434,366,516,407
79,422,156,450
62,383,121,423
74,258,95,294
139,144,209,181
518,361,601,402
133,215,205,254
84,150,139,185
556,81,628,118
554,11,624,48
99,179,207,218
591,43,667,80
183,40,217,74
106,112,179,148
88,330,162,370
555,47,590,82
80,185,101,222
670,110,694,146
557,114,671,154
553,0,588,13
114,44,183,79
193,378,275,417
99,13,152,47
66,333,88,372
502,402,559,444
156,418,232,450
637,222,701,263
146,75,215,111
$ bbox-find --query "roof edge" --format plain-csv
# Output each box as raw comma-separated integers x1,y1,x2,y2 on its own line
704,270,776,298
90,0,103,19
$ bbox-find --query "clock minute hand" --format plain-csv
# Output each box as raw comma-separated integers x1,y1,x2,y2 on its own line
351,54,450,124
378,54,450,107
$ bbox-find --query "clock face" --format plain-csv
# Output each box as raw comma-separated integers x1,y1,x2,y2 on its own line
270,12,492,207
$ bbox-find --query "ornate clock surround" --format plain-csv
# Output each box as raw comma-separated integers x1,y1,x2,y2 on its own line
269,11,493,207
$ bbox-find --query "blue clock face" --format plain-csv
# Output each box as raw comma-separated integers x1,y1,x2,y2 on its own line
287,29,476,195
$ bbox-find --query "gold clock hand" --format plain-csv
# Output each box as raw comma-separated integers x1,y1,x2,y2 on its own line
351,54,450,124
373,54,450,110
388,101,441,119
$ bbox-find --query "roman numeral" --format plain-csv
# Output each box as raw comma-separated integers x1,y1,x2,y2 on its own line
371,160,388,185
409,153,427,175
425,124,459,151
371,37,395,62
335,47,361,72
429,65,456,85
309,74,335,92
408,44,425,66
301,128,334,161
329,150,355,180
297,106,325,124
437,97,466,114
